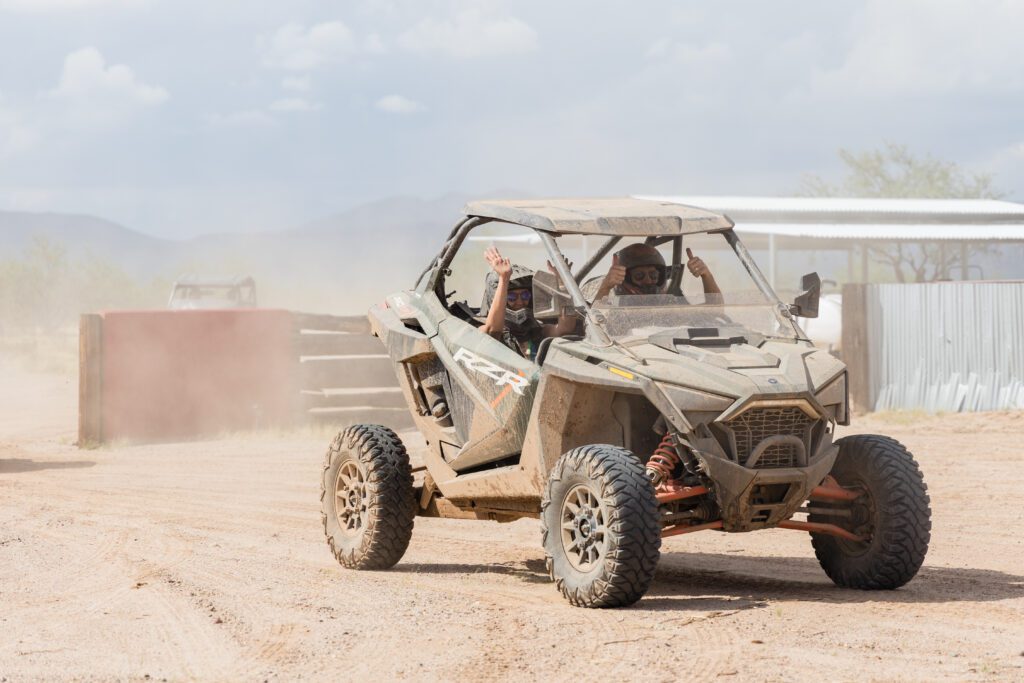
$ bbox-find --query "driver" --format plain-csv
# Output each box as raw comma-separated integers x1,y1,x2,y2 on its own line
479,247,576,359
591,243,721,300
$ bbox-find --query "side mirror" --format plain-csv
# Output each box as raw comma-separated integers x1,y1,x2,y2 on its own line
792,272,821,318
532,270,573,319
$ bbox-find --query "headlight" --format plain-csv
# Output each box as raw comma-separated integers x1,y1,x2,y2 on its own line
814,372,848,424
658,383,734,414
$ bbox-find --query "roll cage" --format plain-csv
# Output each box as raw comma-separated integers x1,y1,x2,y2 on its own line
414,198,802,342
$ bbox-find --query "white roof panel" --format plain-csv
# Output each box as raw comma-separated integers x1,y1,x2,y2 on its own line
638,195,1024,219
732,223,1024,241
635,195,1024,241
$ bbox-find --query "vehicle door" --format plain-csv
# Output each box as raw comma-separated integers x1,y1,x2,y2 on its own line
426,224,543,471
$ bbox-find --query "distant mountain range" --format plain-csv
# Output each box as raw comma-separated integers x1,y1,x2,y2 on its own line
0,210,172,270
7,193,1021,316
0,192,520,315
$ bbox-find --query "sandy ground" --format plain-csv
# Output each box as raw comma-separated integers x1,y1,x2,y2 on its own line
2,361,1024,682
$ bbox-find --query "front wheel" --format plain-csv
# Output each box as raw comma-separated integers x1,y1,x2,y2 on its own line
320,424,416,570
541,445,661,608
810,434,931,589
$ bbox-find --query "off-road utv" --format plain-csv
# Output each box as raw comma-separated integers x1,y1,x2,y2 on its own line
167,275,257,310
320,198,931,607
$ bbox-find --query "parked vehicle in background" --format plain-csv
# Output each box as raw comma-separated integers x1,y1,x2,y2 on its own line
167,275,257,310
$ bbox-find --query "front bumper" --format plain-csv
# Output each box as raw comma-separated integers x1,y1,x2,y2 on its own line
695,433,838,531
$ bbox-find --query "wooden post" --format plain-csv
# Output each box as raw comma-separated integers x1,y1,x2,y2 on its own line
841,283,871,413
78,314,104,447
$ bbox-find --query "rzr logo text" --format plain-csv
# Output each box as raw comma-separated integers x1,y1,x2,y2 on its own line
453,347,528,396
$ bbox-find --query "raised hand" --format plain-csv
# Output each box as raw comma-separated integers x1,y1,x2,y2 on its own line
546,255,574,289
686,247,722,296
593,253,628,300
484,246,512,278
603,253,626,288
546,255,574,276
686,247,709,278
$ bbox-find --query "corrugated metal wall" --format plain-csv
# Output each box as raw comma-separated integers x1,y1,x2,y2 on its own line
860,282,1024,412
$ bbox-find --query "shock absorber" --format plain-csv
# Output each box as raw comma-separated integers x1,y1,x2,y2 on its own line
646,432,682,486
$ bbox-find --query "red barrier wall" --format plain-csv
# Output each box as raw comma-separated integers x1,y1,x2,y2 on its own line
98,309,295,442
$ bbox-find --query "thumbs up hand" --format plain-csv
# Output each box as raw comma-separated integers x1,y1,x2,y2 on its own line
686,248,709,277
592,252,628,300
604,253,626,288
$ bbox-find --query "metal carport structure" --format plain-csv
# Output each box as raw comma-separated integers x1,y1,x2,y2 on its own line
638,196,1024,287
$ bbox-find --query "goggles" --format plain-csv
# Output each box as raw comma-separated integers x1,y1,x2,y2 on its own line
628,266,665,285
507,290,532,304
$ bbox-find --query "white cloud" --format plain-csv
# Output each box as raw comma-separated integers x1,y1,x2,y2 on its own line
0,101,38,158
375,94,424,114
264,21,355,71
397,9,538,58
645,39,731,66
985,141,1024,193
0,0,146,11
0,46,165,152
207,109,275,128
281,75,311,92
812,0,1024,96
51,47,168,112
363,32,386,55
270,97,321,113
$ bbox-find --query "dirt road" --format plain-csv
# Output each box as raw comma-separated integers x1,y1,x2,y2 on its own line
2,363,1023,681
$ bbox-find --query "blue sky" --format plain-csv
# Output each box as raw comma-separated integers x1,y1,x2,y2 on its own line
0,0,1021,238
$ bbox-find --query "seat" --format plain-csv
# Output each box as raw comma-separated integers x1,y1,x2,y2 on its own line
535,337,555,366
535,335,582,366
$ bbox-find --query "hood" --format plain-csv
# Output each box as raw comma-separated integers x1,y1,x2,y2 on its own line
647,326,780,371
553,330,845,402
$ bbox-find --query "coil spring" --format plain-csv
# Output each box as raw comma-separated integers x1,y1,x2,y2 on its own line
646,432,682,484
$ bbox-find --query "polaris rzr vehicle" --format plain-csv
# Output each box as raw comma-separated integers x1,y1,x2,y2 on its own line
320,198,931,608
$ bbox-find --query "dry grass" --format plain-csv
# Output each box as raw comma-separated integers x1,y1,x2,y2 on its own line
0,330,78,376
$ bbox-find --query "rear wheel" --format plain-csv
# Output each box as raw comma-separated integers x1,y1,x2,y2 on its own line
810,434,931,589
320,424,416,570
541,445,661,607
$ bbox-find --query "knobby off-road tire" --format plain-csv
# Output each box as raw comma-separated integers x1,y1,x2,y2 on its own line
541,445,661,608
320,424,416,570
810,434,931,590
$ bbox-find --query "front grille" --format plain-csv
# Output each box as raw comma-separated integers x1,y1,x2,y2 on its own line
756,443,798,468
723,406,816,469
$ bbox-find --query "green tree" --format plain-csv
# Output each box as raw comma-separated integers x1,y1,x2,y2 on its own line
800,143,1002,282
0,236,74,331
0,236,166,334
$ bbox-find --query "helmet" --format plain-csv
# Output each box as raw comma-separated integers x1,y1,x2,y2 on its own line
480,264,539,336
616,243,667,295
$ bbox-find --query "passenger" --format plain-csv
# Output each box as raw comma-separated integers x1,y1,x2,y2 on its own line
479,247,576,359
592,243,721,300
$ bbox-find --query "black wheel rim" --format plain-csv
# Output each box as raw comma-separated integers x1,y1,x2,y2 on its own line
559,484,608,571
334,460,368,537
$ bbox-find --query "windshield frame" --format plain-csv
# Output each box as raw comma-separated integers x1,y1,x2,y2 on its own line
543,228,806,342
421,215,807,343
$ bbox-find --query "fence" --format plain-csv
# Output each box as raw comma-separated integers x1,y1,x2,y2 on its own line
79,310,406,445
842,281,1024,412
292,312,408,430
